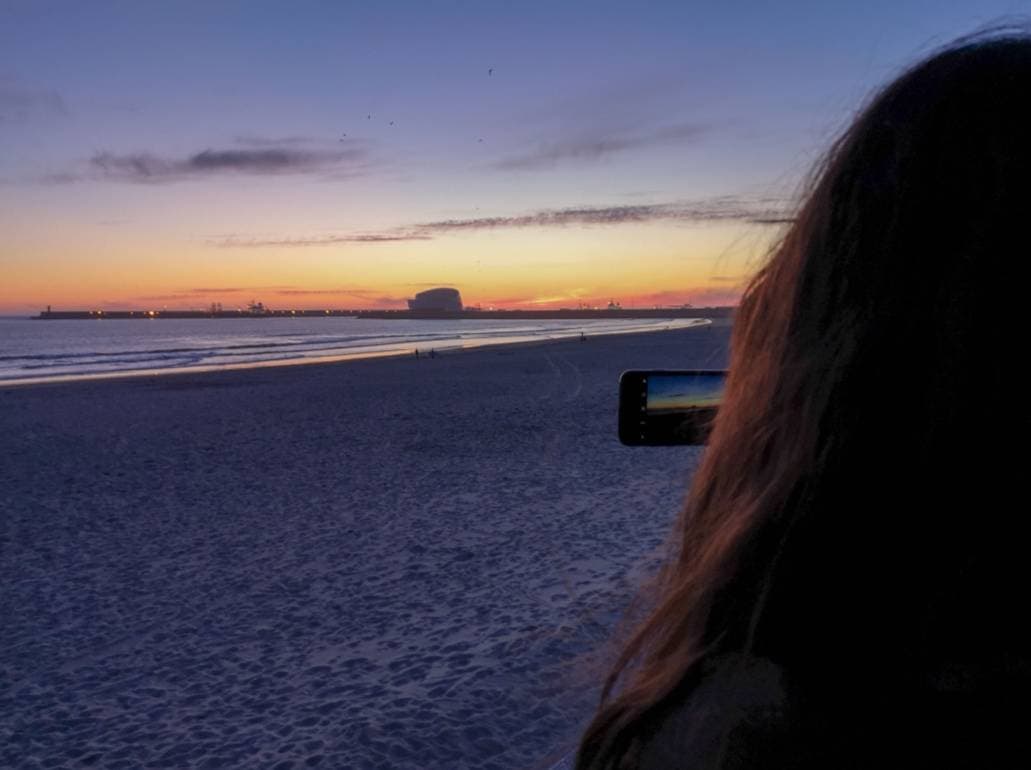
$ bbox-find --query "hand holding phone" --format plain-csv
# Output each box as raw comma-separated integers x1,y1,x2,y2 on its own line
618,370,727,446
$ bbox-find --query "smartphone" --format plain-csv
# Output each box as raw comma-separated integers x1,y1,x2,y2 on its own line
618,370,727,446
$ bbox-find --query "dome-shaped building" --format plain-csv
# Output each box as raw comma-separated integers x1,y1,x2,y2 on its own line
407,287,463,311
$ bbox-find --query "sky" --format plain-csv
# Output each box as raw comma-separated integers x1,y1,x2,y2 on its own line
1,0,1028,313
647,374,724,411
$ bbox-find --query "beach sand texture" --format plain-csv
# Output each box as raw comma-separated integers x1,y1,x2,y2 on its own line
1,321,731,770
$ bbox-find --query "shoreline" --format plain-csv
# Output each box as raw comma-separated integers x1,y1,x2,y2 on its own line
0,317,718,390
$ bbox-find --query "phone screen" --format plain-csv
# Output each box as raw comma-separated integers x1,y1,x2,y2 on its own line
619,370,727,445
646,373,723,412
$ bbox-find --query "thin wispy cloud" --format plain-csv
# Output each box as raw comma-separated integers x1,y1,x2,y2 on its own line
0,83,68,122
273,288,407,305
138,286,294,300
215,196,792,248
88,147,366,183
493,122,708,171
163,285,408,303
680,287,744,307
475,286,742,309
478,296,535,306
135,294,195,302
189,287,256,294
219,233,431,247
517,69,700,136
233,135,319,147
274,288,380,296
525,289,591,306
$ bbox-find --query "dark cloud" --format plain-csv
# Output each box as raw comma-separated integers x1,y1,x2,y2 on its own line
493,122,707,171
419,204,670,231
190,149,341,172
0,84,68,122
86,147,367,183
417,197,789,231
91,145,367,181
213,196,791,248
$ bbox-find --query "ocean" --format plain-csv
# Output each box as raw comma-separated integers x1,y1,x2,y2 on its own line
0,316,705,385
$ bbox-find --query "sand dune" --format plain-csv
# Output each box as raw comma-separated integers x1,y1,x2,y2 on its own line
0,321,731,770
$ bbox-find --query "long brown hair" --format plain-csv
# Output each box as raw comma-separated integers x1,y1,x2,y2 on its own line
577,28,1031,769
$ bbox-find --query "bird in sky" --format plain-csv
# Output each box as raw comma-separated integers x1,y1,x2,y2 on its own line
478,138,484,143
367,114,371,120
488,68,494,76
389,121,395,126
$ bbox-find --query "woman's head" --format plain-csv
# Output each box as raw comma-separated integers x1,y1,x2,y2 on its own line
578,28,1031,770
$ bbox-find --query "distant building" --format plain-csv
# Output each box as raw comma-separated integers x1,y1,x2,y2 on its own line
407,287,463,311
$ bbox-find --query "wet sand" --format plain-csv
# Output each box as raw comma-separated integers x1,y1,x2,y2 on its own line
0,320,731,770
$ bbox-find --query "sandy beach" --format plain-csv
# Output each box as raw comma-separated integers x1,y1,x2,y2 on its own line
1,320,731,770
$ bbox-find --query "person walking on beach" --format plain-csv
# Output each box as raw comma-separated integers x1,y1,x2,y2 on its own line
576,29,1031,770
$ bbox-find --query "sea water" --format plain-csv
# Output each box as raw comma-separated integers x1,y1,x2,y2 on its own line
0,316,705,385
